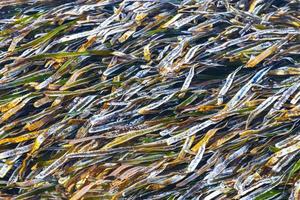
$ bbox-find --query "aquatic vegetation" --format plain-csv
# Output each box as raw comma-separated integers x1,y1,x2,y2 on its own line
0,0,299,199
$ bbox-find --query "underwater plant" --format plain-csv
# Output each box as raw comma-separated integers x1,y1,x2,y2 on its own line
0,0,300,199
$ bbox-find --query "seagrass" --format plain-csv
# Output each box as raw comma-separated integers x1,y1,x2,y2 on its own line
0,0,300,199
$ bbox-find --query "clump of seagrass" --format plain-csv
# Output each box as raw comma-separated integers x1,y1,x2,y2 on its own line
0,0,300,199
